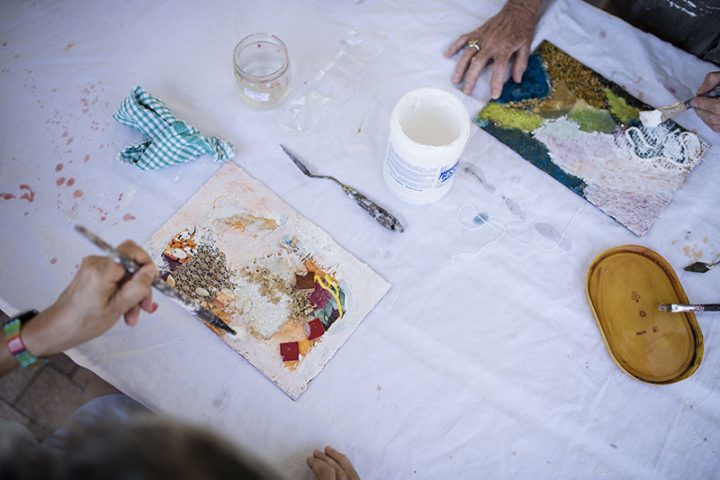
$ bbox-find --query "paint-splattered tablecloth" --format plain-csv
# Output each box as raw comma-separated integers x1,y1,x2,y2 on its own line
1,0,718,478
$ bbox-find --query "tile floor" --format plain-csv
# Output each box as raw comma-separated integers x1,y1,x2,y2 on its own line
0,309,119,441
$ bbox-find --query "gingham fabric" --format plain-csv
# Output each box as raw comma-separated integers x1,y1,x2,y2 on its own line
113,86,234,170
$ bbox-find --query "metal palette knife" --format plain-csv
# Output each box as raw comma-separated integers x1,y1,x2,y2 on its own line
280,144,404,232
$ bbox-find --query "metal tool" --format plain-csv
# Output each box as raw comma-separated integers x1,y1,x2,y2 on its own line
75,225,237,335
641,84,720,126
279,144,405,233
657,303,720,313
684,257,720,273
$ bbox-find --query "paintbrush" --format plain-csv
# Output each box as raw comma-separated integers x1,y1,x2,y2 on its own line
640,84,720,128
657,303,720,313
74,225,237,335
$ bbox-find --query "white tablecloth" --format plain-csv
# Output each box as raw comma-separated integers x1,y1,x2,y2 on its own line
1,1,719,478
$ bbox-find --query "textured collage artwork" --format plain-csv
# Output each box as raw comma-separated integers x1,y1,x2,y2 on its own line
475,41,709,236
148,162,389,399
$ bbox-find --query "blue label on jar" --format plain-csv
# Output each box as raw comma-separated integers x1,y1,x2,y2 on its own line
438,161,459,183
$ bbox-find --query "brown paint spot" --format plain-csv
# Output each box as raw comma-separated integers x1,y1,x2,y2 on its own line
56,177,66,186
66,137,73,145
0,193,16,200
122,213,136,221
19,184,35,202
73,189,83,198
84,154,90,162
636,330,647,336
652,326,659,333
631,291,640,303
639,310,646,318
55,163,63,172
63,42,75,53
66,177,75,187
50,257,57,265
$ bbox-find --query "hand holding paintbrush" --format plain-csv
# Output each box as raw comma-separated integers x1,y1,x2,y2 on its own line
641,72,720,131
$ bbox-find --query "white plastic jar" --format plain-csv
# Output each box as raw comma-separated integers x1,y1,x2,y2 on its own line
383,88,470,204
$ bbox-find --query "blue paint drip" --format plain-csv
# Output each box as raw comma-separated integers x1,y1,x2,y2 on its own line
478,121,586,196
496,54,550,104
473,212,489,225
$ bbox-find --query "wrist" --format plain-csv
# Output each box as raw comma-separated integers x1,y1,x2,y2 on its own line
22,307,64,357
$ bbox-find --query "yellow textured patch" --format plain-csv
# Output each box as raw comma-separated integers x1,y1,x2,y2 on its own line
604,89,639,124
479,103,544,132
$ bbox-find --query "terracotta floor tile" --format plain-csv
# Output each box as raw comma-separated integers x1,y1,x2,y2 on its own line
49,354,77,376
0,364,42,403
15,367,83,431
0,398,31,425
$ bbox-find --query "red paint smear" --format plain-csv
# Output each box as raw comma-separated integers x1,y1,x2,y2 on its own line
84,154,90,162
0,193,16,200
123,213,136,221
50,257,57,265
66,177,75,187
66,137,73,145
56,177,66,186
19,184,35,202
73,189,83,198
55,163,63,172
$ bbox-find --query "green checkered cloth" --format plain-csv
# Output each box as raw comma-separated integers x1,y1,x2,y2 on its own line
113,86,234,170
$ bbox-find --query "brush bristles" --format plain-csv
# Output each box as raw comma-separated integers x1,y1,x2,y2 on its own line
659,102,689,122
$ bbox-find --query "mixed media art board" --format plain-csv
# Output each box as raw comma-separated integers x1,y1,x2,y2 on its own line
147,162,390,399
475,41,709,236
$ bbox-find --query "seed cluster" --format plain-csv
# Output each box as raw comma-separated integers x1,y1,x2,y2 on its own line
173,244,232,303
538,42,607,109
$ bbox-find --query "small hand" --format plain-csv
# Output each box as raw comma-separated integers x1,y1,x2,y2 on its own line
307,446,360,480
692,71,720,132
23,240,158,357
445,0,541,98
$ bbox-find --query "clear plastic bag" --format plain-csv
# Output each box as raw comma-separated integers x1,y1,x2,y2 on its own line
275,29,383,135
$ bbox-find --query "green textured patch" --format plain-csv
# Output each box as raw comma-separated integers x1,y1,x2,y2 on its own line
567,103,617,133
604,89,639,124
478,103,543,132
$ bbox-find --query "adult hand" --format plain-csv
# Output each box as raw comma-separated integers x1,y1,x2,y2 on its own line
307,446,360,480
23,240,158,357
445,0,542,98
692,71,720,132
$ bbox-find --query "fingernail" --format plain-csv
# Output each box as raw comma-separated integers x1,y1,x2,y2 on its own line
314,449,322,456
151,302,159,313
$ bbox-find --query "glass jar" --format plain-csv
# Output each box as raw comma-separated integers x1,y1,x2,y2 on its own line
233,33,291,109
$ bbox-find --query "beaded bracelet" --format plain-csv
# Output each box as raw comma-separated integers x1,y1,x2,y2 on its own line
4,310,40,368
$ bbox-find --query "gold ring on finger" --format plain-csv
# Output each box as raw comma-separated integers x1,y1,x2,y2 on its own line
466,39,480,52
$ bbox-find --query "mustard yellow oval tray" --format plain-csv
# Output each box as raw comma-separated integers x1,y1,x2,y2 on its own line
586,245,703,384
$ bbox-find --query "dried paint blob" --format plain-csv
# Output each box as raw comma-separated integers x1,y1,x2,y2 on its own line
50,257,57,265
55,163,63,172
66,178,75,187
535,223,571,251
501,195,527,220
56,177,66,186
0,193,16,200
73,189,83,198
464,165,495,193
19,185,35,202
123,213,136,221
473,212,489,225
